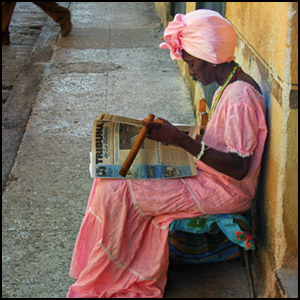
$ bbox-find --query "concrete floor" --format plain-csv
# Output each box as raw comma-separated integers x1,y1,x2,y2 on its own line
165,261,252,298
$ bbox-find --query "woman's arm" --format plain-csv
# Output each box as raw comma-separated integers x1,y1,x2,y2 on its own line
142,118,251,180
177,131,251,180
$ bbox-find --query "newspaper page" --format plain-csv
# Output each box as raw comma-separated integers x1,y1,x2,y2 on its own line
90,113,199,179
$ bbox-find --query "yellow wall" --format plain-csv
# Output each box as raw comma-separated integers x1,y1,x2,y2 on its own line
226,2,298,297
185,2,196,13
154,2,171,28
226,2,289,81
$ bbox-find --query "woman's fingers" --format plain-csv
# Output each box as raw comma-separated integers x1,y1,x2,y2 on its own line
142,117,168,127
142,117,179,146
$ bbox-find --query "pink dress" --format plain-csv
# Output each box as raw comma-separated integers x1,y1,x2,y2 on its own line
67,81,267,298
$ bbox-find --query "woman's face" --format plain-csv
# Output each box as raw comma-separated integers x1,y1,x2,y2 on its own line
182,50,217,86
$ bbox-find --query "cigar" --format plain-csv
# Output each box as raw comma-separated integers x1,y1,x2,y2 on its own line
119,114,155,177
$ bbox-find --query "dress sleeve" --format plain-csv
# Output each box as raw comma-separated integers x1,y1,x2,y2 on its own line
224,103,258,157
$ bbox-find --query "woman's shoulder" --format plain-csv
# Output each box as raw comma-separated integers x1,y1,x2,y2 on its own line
233,68,262,93
226,80,263,101
223,80,266,114
229,79,261,94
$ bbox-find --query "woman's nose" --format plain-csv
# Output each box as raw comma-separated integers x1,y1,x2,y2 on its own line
188,65,194,76
188,66,195,77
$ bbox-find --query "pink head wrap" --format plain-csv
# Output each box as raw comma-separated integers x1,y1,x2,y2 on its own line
159,9,237,64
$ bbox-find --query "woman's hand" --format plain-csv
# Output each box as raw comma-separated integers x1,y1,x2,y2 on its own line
142,117,182,146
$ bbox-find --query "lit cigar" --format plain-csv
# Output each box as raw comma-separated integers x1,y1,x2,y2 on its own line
119,114,155,177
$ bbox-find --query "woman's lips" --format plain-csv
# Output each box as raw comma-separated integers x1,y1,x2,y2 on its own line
192,74,207,85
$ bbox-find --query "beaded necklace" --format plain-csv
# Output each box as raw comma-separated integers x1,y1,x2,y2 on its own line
208,64,241,122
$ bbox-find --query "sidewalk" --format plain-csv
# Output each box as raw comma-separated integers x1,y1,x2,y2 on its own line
2,2,59,193
2,2,253,298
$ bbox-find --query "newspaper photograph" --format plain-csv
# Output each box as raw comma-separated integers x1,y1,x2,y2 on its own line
90,113,199,179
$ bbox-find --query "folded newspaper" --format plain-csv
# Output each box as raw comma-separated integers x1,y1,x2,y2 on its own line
90,113,199,179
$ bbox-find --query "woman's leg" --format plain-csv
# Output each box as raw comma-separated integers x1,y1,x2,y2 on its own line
68,178,202,298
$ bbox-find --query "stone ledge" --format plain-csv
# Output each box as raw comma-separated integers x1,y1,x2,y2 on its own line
275,268,298,298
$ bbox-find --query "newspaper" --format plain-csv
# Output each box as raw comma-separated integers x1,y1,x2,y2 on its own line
90,113,199,179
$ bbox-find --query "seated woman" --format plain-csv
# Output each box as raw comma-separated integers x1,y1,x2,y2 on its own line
67,9,267,298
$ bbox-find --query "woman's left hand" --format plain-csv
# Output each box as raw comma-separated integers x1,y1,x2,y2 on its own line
142,117,181,146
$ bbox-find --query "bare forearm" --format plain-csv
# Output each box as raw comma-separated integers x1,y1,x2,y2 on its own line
175,131,202,156
177,131,250,180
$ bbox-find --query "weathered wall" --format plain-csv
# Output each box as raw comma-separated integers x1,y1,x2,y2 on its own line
227,2,298,297
155,2,298,297
154,2,171,28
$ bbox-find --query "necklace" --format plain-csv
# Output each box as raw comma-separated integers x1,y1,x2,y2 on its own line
208,64,241,122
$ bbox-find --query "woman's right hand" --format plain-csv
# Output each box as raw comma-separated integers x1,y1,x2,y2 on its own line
142,118,182,146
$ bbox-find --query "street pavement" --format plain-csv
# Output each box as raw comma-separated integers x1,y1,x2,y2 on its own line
2,2,254,298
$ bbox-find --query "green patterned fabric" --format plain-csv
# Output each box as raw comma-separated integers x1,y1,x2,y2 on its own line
168,213,254,264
